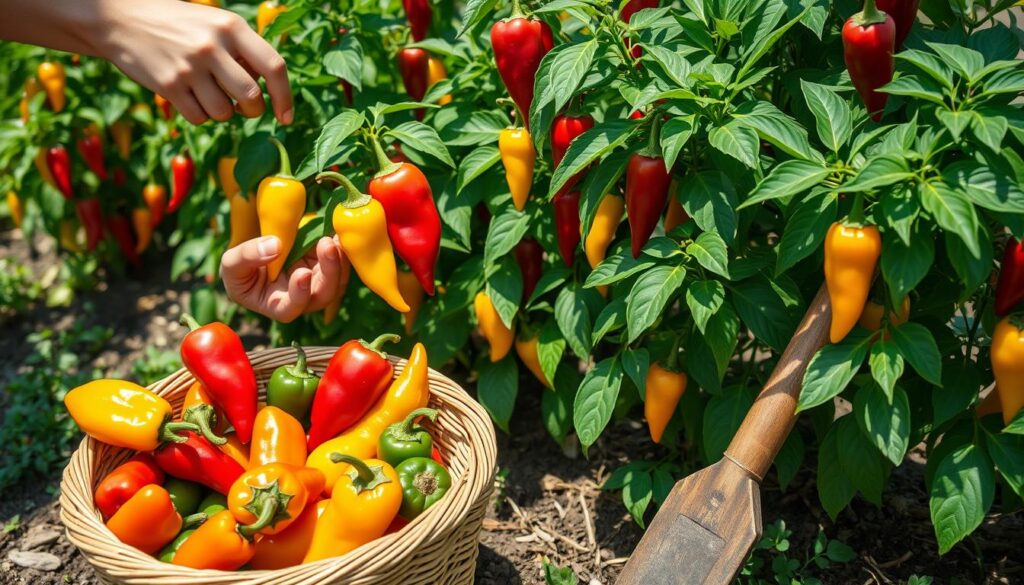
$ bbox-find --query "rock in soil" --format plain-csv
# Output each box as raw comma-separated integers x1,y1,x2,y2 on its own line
7,551,61,572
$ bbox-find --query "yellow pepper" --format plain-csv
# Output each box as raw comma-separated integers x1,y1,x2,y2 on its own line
219,433,251,470
257,0,287,35
515,335,549,388
35,148,55,188
20,77,39,124
427,56,452,106
298,211,316,228
7,191,23,228
303,455,402,563
64,379,197,451
218,156,240,199
37,61,66,113
251,499,326,569
316,171,409,312
992,315,1024,426
306,342,430,494
645,362,687,443
498,128,535,211
398,269,425,335
132,207,153,254
858,296,910,334
229,193,261,249
824,218,881,344
475,291,514,362
59,220,82,252
109,119,132,160
257,138,306,281
249,406,307,468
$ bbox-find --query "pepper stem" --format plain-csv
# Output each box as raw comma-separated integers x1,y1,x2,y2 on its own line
287,341,311,378
159,420,199,444
846,193,867,227
664,335,682,372
642,113,662,157
365,332,401,354
269,136,294,178
315,171,371,209
237,496,279,538
394,408,439,441
179,313,201,332
853,0,887,26
371,136,403,179
182,512,207,529
509,0,524,18
182,404,227,445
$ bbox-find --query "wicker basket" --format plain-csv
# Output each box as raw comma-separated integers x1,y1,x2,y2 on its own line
59,346,497,585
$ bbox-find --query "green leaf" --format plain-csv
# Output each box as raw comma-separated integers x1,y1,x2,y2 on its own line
548,40,599,114
732,100,821,162
945,226,993,300
538,319,567,388
817,423,856,520
742,160,831,209
841,154,913,193
312,111,365,173
982,424,1024,498
934,363,981,429
708,121,759,169
775,430,805,491
896,49,954,89
700,304,742,382
484,207,531,267
937,109,973,141
686,232,730,278
643,45,693,88
970,113,1008,152
660,115,696,171
555,284,593,358
592,297,626,344
930,443,995,554
527,265,571,306
622,466,654,527
679,171,738,243
880,186,920,246
738,1,813,81
945,161,1024,214
477,355,518,433
458,0,499,36
574,357,624,454
543,364,577,444
323,34,364,90
880,75,947,105
797,331,872,412
980,68,1024,96
686,280,725,334
621,348,650,399
888,323,943,386
836,414,887,505
730,277,801,352
387,121,455,168
702,388,755,463
584,248,656,288
542,558,579,585
549,121,636,198
801,80,852,152
486,256,522,329
919,180,980,259
869,338,904,400
172,235,215,281
854,384,911,466
776,192,837,274
456,145,501,193
234,132,278,194
925,42,985,82
625,264,687,343
881,228,934,307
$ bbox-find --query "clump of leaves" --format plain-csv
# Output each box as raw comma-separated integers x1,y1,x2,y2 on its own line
602,460,681,527
0,258,40,317
738,520,856,585
130,346,182,386
542,558,578,585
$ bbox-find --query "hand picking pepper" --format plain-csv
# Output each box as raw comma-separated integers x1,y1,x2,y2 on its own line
228,463,324,536
316,171,410,312
626,130,672,258
77,132,109,181
179,313,259,443
553,191,581,267
154,431,247,494
499,127,536,211
367,138,442,295
267,343,319,423
398,270,425,334
398,47,430,105
475,291,514,362
76,197,104,252
94,453,164,519
37,60,66,112
46,144,73,200
250,499,326,569
172,510,257,569
875,0,917,49
257,0,287,34
143,183,167,228
515,237,544,301
995,238,1024,316
491,2,553,126
991,315,1024,426
307,342,430,494
132,207,153,254
250,407,308,468
551,113,594,195
258,137,306,282
378,408,438,467
306,333,400,450
645,361,687,444
824,205,881,344
303,454,401,563
106,213,142,267
402,0,432,41
165,477,204,516
168,152,195,213
396,456,451,520
515,334,549,387
65,379,199,450
843,0,895,122
106,485,190,554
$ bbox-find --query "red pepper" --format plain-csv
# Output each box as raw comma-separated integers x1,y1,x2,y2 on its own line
551,113,594,196
491,6,553,127
94,453,164,520
553,191,581,267
367,140,441,295
875,0,918,49
515,238,544,302
168,153,195,213
178,314,259,444
112,166,127,187
402,0,431,42
75,197,104,252
106,213,141,267
398,47,430,120
76,134,109,181
843,0,895,122
306,334,399,451
625,153,671,258
153,431,245,494
46,145,73,200
621,0,659,21
996,238,1024,317
143,183,168,228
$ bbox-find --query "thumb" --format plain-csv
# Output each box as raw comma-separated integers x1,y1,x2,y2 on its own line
220,236,280,285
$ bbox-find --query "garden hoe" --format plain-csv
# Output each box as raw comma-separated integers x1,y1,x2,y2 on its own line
616,285,832,585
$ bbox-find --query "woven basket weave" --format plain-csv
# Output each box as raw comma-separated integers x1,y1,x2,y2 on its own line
59,346,497,585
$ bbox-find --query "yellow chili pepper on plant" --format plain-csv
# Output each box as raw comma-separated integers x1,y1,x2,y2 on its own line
229,193,261,249
645,361,687,444
257,137,306,281
398,269,425,335
585,193,624,298
515,335,549,388
257,0,287,34
7,191,23,228
37,61,66,113
824,199,881,344
132,207,152,253
498,128,535,211
427,56,452,105
858,296,910,334
218,156,240,199
991,315,1024,426
110,119,132,160
475,291,514,361
20,77,39,124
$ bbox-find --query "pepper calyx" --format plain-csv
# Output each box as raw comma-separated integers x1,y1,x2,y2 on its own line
391,407,438,442
238,480,293,537
182,404,227,445
329,453,392,494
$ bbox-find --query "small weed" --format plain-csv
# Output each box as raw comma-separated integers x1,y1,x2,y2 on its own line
542,557,578,585
738,520,855,585
131,346,182,386
907,577,933,585
0,258,41,316
493,467,510,511
3,514,20,533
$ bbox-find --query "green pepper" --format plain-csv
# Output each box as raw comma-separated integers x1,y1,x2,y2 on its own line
378,408,438,468
157,529,195,562
189,285,219,326
396,456,451,520
165,477,203,516
266,342,320,423
197,492,227,516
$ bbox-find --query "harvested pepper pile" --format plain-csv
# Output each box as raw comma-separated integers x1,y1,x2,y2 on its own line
64,316,451,570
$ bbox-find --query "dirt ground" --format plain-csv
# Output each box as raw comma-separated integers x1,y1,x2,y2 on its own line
0,228,1021,585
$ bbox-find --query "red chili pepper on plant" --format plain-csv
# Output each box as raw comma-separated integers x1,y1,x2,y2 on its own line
553,191,581,267
398,47,430,105
143,183,168,228
551,113,594,195
153,431,246,494
94,453,165,520
306,334,400,451
402,0,432,42
996,238,1024,317
491,0,553,128
875,0,918,49
106,213,141,267
625,121,672,258
75,197,104,252
76,133,109,181
178,314,259,444
46,145,73,200
515,238,544,302
168,152,195,213
843,0,895,122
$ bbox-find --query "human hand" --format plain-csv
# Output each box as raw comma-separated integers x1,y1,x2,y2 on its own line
220,236,347,323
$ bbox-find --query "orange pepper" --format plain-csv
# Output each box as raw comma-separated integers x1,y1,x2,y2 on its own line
250,499,327,569
249,406,307,468
37,61,66,112
228,464,325,535
106,485,181,554
220,433,251,469
218,156,240,199
515,335,549,388
398,269,425,335
858,296,910,334
172,510,255,569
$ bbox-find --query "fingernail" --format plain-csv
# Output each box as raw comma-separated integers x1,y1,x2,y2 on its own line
258,236,280,257
282,108,293,125
299,274,312,291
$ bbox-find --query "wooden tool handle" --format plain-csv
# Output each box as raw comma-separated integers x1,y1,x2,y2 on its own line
724,285,831,482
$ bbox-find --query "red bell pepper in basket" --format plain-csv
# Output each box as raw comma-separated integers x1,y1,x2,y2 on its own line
153,431,246,494
306,334,400,451
996,238,1024,317
178,314,259,444
843,0,895,122
94,453,164,520
491,1,553,127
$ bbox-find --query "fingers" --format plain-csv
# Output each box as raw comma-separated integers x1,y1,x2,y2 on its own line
265,267,313,323
169,90,209,126
192,74,235,122
210,54,266,118
233,30,293,124
220,236,280,293
305,238,343,311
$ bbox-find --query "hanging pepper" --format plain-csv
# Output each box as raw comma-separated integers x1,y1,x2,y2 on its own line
250,499,326,569
499,127,535,212
109,120,132,160
257,138,306,282
59,220,83,252
46,145,73,200
316,172,410,312
585,193,625,271
267,343,319,422
106,485,188,554
367,139,442,295
515,238,544,301
168,152,195,213
843,0,895,122
398,47,430,104
64,379,197,450
398,270,425,335
228,193,260,249
553,190,581,267
257,0,287,35
250,407,308,468
165,477,204,516
491,2,554,127
551,113,595,195
402,0,432,41
132,207,153,254
76,132,109,181
154,431,247,494
427,56,452,105
19,77,39,124
875,0,917,49
515,334,549,387
228,463,324,535
171,510,257,569
306,342,430,494
625,142,672,258
75,198,104,252
94,453,164,519
143,183,167,228
858,296,910,333
106,214,141,266
664,188,688,234
396,457,451,520
6,191,23,228
303,454,402,563
824,207,881,344
995,238,1024,317
218,156,240,199
35,149,56,189
992,315,1024,426
155,94,174,120
645,361,687,444
306,333,400,450
378,408,438,467
475,291,514,362
179,313,259,443
323,254,352,325
37,61,66,112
